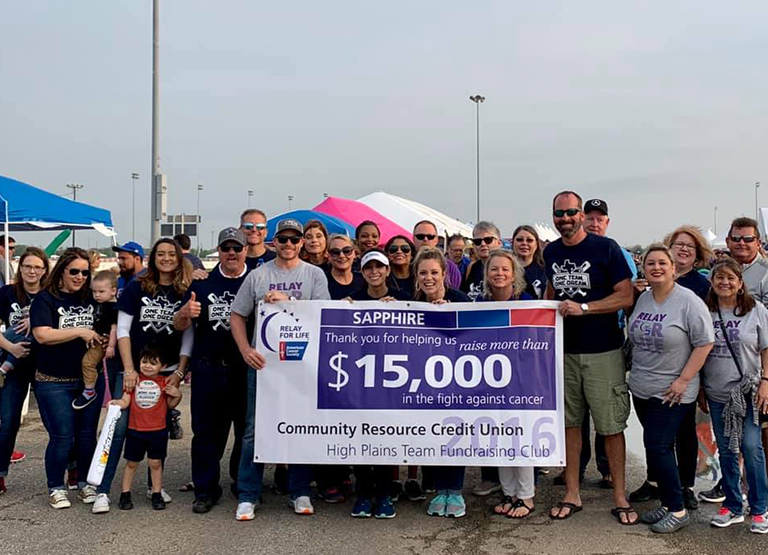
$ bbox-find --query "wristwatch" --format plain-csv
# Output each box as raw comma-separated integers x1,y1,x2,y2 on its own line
580,303,589,314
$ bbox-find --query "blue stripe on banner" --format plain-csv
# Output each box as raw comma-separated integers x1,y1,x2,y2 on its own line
457,310,509,328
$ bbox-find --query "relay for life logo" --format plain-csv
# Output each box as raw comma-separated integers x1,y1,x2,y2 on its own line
259,305,310,361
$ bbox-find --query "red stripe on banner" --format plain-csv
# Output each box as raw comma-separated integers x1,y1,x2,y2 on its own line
509,309,556,327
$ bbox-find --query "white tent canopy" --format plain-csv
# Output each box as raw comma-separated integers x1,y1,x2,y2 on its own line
356,192,473,238
534,223,560,242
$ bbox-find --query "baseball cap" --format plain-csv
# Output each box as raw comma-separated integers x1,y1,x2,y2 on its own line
361,250,390,269
112,241,144,258
585,199,608,215
275,219,303,235
217,227,247,247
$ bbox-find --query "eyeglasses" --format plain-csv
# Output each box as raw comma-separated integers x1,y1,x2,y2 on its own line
472,237,498,246
242,222,267,231
553,208,581,218
219,244,244,253
21,264,45,272
388,244,412,254
275,236,302,245
414,234,437,241
729,235,758,243
67,269,90,277
329,247,354,257
671,241,696,251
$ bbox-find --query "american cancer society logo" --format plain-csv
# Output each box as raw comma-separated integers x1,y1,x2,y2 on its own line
259,305,309,361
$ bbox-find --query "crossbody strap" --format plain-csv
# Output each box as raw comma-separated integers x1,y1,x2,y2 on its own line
717,305,743,379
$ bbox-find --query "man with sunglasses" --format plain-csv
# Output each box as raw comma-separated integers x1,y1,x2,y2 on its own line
231,218,330,520
461,222,502,301
544,191,636,524
412,221,462,289
240,209,276,271
174,227,251,514
726,217,768,308
0,236,16,288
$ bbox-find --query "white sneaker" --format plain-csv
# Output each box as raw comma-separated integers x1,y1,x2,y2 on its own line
92,493,110,514
79,485,97,504
291,495,314,515
235,502,256,521
147,488,172,503
49,489,71,509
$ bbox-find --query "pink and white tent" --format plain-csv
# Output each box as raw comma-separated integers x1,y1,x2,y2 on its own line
313,196,411,243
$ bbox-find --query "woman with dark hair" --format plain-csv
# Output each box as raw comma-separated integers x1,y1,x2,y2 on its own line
512,225,547,300
31,248,104,509
349,250,410,301
355,220,381,255
325,235,363,300
385,235,416,298
701,258,768,533
0,247,49,494
301,220,330,270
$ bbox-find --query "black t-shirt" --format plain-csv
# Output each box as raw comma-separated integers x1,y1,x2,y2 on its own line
392,274,415,298
676,269,711,301
183,266,250,365
117,280,184,368
523,263,548,300
30,290,95,379
350,287,412,301
461,261,485,301
246,250,276,272
94,301,118,336
544,233,632,354
0,285,38,373
443,288,472,303
326,270,365,300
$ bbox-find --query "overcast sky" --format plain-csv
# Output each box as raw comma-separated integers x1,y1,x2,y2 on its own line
2,1,767,250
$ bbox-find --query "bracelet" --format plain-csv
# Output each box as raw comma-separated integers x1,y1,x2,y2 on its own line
174,369,185,379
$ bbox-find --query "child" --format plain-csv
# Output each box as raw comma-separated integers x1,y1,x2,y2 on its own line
110,343,182,510
72,270,118,409
0,310,31,387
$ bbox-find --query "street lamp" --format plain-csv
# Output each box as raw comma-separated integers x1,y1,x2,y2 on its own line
713,206,717,235
196,184,204,253
288,195,294,211
131,173,139,241
66,183,84,247
247,189,254,208
469,94,485,223
756,182,761,222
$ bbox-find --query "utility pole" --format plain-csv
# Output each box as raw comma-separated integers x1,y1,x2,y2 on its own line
66,183,84,247
469,94,485,223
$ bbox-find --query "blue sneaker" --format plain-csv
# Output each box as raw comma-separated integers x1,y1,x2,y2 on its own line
374,496,396,519
427,493,448,517
445,493,466,518
351,497,373,518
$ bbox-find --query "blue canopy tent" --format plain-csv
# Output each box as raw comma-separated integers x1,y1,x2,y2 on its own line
0,174,115,280
266,210,355,241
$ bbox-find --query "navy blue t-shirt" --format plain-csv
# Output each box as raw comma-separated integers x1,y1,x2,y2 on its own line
350,287,412,301
676,269,711,301
117,280,183,368
30,290,95,379
326,270,365,300
392,274,415,298
544,233,632,354
523,263,548,300
416,288,471,303
461,261,485,301
0,285,38,372
476,291,534,302
246,250,276,272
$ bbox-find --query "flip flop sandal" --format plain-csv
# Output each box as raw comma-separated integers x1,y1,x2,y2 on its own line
493,495,515,515
507,498,535,519
611,506,640,526
549,501,583,520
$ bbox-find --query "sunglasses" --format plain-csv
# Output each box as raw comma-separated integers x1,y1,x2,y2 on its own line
68,269,90,277
729,235,757,243
220,244,245,253
8,245,15,251
329,247,355,257
414,234,436,241
242,222,267,231
472,237,497,246
388,244,412,254
553,208,581,218
275,235,302,245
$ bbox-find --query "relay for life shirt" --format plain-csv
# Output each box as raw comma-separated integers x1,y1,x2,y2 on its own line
30,290,95,379
702,303,768,403
628,284,714,403
128,374,168,432
544,233,633,354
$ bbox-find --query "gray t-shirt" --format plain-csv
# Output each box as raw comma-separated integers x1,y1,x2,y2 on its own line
702,303,768,403
628,284,715,403
231,259,330,347
742,255,768,309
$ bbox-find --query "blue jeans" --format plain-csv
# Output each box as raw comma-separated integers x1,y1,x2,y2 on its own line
0,366,32,477
2,327,29,368
633,395,694,512
35,376,104,491
709,399,768,515
95,365,128,495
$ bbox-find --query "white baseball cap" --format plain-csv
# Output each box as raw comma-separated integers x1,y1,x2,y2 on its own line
360,250,390,269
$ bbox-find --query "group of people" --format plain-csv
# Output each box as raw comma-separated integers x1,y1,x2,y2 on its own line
0,192,767,535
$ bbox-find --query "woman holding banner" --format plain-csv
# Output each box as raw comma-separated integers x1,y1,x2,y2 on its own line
412,247,471,518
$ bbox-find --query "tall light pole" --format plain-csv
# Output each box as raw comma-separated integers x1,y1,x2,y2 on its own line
150,0,162,244
713,206,718,235
131,173,139,241
469,94,485,223
756,181,761,222
66,183,84,247
247,189,254,208
288,195,294,211
196,184,203,253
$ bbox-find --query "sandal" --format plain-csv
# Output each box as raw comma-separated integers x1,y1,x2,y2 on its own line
549,501,583,520
493,495,515,515
507,498,534,519
610,506,640,526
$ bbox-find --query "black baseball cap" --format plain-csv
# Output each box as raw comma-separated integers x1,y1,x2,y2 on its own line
585,199,608,215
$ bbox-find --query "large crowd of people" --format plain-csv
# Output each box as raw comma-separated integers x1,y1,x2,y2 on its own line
1,190,768,535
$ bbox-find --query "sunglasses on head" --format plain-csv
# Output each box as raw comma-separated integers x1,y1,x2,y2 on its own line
472,237,497,246
329,246,354,257
242,222,267,231
275,235,302,245
730,235,757,243
553,208,581,218
414,233,436,241
68,268,90,277
388,244,412,254
220,244,245,253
